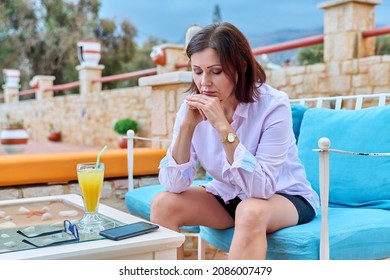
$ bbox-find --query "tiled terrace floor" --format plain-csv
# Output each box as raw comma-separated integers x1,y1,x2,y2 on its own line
0,140,99,155
185,247,228,260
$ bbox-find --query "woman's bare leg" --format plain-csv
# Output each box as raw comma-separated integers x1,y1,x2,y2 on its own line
150,186,234,259
228,195,298,260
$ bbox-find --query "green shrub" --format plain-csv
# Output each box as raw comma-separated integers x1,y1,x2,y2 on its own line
376,34,390,55
113,118,138,135
297,44,324,66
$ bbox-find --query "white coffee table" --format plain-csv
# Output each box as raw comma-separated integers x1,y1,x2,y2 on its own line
0,194,185,260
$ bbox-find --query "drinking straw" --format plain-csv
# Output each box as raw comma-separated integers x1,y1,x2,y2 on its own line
95,145,108,169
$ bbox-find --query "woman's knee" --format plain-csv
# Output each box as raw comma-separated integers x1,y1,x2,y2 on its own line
234,199,269,229
150,191,177,221
151,191,169,211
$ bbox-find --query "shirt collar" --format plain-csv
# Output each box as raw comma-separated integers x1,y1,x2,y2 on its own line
233,102,249,120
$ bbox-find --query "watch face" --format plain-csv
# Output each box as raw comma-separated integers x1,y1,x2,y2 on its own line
227,133,235,142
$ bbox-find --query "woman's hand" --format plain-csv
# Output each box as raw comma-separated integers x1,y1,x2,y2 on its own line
184,94,206,126
185,94,229,130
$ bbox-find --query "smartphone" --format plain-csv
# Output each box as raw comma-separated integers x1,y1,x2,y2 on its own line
99,221,159,241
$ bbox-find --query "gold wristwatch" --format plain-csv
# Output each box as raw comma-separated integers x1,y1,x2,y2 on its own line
222,132,237,143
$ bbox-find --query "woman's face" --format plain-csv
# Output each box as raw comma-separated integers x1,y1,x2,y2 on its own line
190,48,236,104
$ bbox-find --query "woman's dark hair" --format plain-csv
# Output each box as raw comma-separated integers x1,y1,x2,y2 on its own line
186,22,266,103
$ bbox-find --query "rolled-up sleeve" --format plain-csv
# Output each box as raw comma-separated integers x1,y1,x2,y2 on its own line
158,148,198,193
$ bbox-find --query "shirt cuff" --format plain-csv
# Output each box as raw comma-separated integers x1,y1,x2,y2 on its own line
159,153,194,182
222,143,256,176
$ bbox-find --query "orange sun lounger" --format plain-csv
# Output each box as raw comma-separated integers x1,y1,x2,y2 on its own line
0,148,166,187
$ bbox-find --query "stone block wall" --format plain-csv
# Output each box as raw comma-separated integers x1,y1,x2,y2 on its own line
0,86,155,149
267,55,390,99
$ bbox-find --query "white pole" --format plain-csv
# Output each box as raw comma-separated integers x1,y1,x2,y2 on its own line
318,137,330,260
127,129,135,192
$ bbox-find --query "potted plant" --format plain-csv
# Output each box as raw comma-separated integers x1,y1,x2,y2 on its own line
47,123,62,142
113,118,138,149
0,114,29,154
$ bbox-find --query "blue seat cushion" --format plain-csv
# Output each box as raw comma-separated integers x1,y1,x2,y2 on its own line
125,180,210,233
200,207,390,259
290,104,309,143
298,105,390,209
125,184,164,221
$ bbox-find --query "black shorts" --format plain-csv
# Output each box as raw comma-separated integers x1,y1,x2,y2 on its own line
213,193,315,225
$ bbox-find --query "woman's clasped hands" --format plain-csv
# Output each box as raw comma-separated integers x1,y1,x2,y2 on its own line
185,94,226,128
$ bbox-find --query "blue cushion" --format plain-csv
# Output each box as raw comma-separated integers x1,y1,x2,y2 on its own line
125,184,164,221
200,207,390,259
125,180,210,233
297,105,390,209
290,104,309,143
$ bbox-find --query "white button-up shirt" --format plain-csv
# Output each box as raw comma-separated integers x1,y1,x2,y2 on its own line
158,84,319,212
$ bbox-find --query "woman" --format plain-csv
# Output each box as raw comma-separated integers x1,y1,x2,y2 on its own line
151,22,319,260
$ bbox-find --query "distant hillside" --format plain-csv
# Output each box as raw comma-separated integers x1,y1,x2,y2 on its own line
251,27,323,46
172,26,324,66
250,26,323,65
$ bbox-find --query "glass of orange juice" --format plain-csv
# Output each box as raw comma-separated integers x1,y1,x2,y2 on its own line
77,162,104,237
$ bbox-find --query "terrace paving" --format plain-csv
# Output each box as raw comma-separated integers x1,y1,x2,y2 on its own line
0,140,99,155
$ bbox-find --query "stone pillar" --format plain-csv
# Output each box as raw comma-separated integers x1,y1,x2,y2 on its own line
2,85,19,104
139,71,192,148
76,65,105,96
150,44,188,74
30,75,56,100
2,69,21,104
318,0,381,62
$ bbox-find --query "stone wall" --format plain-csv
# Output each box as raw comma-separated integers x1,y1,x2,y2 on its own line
0,86,154,149
267,55,390,99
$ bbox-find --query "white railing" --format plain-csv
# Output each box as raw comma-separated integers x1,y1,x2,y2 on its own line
290,93,390,110
126,130,171,192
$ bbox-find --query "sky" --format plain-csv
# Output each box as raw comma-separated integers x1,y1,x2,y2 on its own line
99,0,390,47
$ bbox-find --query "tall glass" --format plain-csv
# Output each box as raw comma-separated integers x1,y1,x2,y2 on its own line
77,162,104,237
